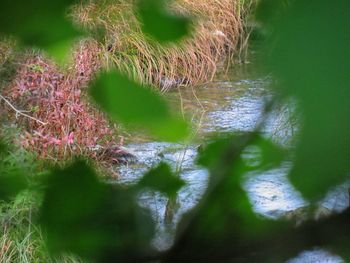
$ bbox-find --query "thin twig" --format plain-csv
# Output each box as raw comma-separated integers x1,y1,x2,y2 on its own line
0,94,47,126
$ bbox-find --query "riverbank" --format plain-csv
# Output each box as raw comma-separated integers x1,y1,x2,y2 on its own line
71,0,255,89
1,0,254,167
0,1,256,262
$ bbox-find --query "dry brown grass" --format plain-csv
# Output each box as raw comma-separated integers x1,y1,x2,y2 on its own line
71,0,249,91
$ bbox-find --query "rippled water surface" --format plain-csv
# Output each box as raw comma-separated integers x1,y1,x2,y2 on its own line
116,64,348,262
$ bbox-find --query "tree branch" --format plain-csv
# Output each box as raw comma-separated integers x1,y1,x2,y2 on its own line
0,94,47,126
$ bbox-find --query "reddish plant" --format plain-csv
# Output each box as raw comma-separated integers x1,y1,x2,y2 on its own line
3,40,117,162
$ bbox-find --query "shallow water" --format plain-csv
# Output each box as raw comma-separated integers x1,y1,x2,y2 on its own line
116,64,348,262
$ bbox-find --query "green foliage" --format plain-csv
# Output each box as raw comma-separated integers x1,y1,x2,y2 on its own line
249,136,287,170
194,135,286,237
39,160,155,262
0,172,27,201
0,191,85,263
198,134,286,175
255,0,291,30
196,135,269,235
90,70,189,141
258,0,350,201
0,0,81,61
137,162,185,198
136,0,192,43
2,0,350,262
0,141,28,201
0,192,40,262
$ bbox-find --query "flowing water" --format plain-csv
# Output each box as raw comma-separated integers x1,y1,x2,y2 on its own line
116,63,348,262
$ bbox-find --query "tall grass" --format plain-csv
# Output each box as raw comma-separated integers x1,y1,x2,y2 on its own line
0,192,85,263
71,0,253,91
0,125,84,263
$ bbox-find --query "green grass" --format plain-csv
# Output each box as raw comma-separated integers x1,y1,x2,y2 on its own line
0,192,42,263
0,192,85,263
0,125,85,262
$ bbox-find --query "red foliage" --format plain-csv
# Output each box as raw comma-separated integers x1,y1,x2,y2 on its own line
3,40,117,161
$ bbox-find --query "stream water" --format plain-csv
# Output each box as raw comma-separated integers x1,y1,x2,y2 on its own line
116,63,348,262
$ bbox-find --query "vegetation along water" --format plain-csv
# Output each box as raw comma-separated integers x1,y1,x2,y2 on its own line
1,0,350,262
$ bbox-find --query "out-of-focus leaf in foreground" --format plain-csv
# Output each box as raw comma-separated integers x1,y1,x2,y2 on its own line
256,0,291,30
0,0,80,61
0,142,28,200
244,136,287,170
198,134,286,174
136,0,191,43
195,134,271,236
0,173,27,201
258,0,350,201
137,162,185,198
39,160,155,262
90,71,189,141
164,134,287,261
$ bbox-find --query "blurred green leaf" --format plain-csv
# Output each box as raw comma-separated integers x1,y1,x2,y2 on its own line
256,0,291,29
164,134,282,263
138,162,185,198
0,141,28,200
0,141,5,153
197,136,240,166
197,136,240,172
196,134,263,233
264,0,350,200
0,0,80,61
0,173,27,201
90,70,189,141
248,136,287,170
39,160,155,261
191,133,290,242
136,0,191,43
197,133,285,173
